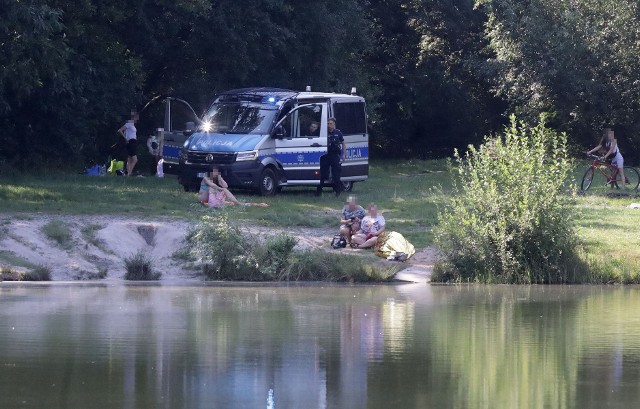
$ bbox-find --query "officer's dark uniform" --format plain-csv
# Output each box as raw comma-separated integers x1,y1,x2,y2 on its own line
317,128,344,196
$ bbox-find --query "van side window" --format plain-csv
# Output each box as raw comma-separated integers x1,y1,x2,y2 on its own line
333,102,367,135
297,105,322,138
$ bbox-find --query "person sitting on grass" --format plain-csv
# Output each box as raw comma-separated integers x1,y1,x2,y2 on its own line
351,203,385,249
198,166,268,208
339,195,365,246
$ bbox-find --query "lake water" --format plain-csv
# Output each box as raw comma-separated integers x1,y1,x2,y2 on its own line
1,283,640,409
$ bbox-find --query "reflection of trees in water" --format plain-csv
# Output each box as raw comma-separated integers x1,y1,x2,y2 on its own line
419,287,580,408
6,287,640,408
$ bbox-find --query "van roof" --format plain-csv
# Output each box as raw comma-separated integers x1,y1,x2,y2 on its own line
219,87,298,99
218,87,361,102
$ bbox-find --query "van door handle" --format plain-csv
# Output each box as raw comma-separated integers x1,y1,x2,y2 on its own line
311,143,321,147
166,138,175,142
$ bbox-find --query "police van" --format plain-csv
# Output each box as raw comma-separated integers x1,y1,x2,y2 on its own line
175,87,369,195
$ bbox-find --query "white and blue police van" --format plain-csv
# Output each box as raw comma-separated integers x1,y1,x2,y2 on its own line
175,87,369,195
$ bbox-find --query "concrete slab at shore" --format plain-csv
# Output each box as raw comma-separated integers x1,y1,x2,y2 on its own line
393,266,432,283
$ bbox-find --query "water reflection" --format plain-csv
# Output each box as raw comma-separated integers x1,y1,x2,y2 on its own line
1,284,640,408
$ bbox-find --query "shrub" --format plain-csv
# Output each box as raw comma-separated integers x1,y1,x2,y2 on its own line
22,265,52,281
41,220,73,249
124,251,160,280
255,234,298,277
433,115,581,283
1,265,52,282
187,214,260,280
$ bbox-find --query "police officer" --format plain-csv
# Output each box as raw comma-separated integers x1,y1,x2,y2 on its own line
317,117,346,197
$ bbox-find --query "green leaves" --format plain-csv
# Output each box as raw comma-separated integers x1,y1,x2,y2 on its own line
479,0,640,151
435,115,580,283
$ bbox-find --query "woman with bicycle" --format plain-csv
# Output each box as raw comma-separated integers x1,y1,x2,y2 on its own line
587,128,626,189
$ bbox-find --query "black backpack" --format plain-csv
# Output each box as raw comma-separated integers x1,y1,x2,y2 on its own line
331,234,347,249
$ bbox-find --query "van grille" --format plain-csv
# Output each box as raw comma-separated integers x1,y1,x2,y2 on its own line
187,151,237,164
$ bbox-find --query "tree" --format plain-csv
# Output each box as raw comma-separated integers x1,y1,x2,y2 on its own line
477,0,640,159
365,0,505,158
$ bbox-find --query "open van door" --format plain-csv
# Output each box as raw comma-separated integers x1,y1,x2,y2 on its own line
161,98,201,174
272,103,327,184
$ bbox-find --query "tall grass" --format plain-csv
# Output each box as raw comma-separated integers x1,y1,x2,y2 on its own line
124,251,160,280
434,115,582,283
41,220,73,249
81,224,106,248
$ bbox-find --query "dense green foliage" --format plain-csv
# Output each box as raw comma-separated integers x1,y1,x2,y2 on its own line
477,0,640,161
185,215,394,281
6,0,640,168
434,116,581,283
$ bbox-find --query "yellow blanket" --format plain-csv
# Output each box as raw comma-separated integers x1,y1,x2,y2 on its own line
374,231,415,260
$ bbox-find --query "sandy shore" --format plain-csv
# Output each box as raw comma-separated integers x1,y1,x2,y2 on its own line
0,215,436,282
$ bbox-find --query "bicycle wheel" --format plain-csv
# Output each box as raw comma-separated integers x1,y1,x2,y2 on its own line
622,166,640,190
580,167,595,191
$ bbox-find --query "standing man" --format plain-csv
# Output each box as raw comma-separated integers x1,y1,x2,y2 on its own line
317,117,346,196
118,110,139,176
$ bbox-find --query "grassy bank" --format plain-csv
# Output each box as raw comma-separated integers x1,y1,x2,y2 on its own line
0,161,448,248
1,159,639,282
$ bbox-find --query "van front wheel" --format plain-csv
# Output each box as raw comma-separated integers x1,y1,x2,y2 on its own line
258,168,277,196
341,181,354,192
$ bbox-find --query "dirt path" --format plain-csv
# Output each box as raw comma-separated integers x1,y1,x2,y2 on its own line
0,215,437,281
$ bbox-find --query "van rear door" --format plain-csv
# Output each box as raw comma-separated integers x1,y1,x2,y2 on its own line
273,103,328,184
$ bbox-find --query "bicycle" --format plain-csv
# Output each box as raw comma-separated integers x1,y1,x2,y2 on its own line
580,154,640,191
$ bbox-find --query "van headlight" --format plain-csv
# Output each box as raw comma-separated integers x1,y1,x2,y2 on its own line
236,150,258,161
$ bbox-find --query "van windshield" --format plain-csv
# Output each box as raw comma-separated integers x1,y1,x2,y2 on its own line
202,103,277,135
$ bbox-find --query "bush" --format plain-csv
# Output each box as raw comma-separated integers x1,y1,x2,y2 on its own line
23,265,52,281
187,214,260,280
255,234,298,277
433,115,581,283
1,265,52,281
124,251,160,280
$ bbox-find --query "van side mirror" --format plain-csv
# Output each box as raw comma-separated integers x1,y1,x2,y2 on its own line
273,125,287,139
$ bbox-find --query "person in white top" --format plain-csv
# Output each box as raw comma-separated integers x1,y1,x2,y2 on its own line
351,203,386,249
118,111,139,176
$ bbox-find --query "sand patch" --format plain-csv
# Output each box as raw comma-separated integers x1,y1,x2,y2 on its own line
0,215,437,282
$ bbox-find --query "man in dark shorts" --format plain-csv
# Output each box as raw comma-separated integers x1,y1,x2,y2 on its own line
317,117,346,196
118,111,139,176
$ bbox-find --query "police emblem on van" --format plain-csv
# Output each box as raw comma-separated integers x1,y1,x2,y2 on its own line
206,154,214,162
297,154,304,162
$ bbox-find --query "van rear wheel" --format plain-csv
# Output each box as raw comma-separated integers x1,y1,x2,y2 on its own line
258,168,277,196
